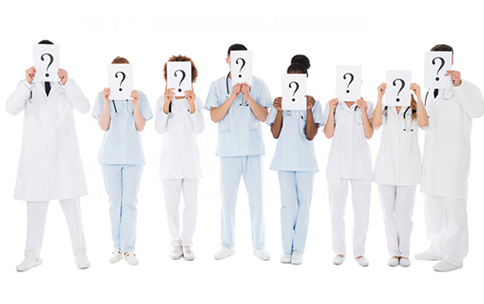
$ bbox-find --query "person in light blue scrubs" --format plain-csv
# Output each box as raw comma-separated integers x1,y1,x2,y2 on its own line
267,55,322,265
92,56,153,266
205,44,272,261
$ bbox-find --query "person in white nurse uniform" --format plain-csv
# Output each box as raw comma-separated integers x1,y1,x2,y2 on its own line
6,40,90,272
415,44,484,272
373,82,429,267
323,91,374,267
267,55,322,265
93,57,152,266
155,55,204,261
206,44,272,261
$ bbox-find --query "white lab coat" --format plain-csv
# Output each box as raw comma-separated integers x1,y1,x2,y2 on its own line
6,79,89,201
421,80,484,200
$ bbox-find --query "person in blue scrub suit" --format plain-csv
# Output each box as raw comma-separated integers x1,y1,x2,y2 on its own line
267,55,322,265
92,56,153,266
205,44,272,261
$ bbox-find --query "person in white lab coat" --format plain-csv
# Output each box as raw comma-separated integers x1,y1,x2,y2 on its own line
205,44,272,261
93,56,153,266
373,82,429,267
323,91,374,267
155,55,204,261
415,44,484,272
6,40,90,272
267,55,323,265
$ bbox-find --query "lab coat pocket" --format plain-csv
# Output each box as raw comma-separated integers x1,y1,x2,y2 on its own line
298,113,308,138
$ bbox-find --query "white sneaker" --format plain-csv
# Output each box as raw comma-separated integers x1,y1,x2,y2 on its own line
109,250,123,263
433,260,462,272
253,248,271,261
182,246,195,261
124,252,139,266
214,247,235,260
414,250,443,261
16,257,42,272
170,246,183,260
399,257,411,267
356,256,369,267
388,256,399,267
75,256,91,269
291,251,303,265
280,253,292,264
333,255,345,265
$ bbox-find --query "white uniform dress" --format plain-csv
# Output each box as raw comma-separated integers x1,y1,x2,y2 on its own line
266,101,323,255
155,96,204,247
323,100,374,257
6,79,90,259
420,80,484,266
373,106,423,258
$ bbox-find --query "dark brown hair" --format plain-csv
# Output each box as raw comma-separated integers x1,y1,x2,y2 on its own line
38,40,54,45
163,55,198,83
112,56,130,64
431,44,454,55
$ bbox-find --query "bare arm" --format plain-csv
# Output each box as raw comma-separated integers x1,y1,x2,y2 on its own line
410,83,429,128
270,97,283,138
241,83,268,122
324,98,338,138
132,91,146,131
305,96,318,140
98,88,111,131
372,83,386,129
357,98,374,139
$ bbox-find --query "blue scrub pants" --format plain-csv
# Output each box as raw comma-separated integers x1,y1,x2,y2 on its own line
220,156,265,250
278,171,314,255
101,165,143,253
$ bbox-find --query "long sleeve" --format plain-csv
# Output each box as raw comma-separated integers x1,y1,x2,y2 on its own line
61,78,90,114
453,80,484,118
155,96,169,134
6,80,31,115
190,97,205,134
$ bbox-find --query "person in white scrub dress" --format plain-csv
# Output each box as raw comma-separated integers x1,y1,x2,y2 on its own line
155,55,204,261
373,83,429,267
267,55,322,265
6,40,90,272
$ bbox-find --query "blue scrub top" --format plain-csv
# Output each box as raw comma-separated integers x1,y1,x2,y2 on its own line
266,101,323,172
205,75,272,157
92,90,153,165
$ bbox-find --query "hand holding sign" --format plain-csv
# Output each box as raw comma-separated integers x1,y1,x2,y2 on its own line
167,61,192,97
108,64,133,100
231,50,253,85
424,51,452,89
282,74,307,110
336,66,361,102
385,70,412,107
33,44,60,82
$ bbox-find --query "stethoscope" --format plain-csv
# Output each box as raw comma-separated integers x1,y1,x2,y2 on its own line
111,99,130,116
424,88,454,106
225,72,250,106
284,110,304,120
382,106,416,132
167,97,191,118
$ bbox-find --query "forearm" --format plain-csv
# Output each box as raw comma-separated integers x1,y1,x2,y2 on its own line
362,112,374,139
271,111,283,138
372,97,383,129
210,97,234,122
416,96,429,128
305,110,318,140
247,97,268,122
324,113,335,138
98,102,111,131
133,104,146,131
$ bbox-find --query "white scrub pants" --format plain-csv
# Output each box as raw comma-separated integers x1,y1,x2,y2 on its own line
25,199,87,259
278,171,314,255
328,177,371,257
220,156,265,250
101,165,143,253
378,184,416,258
423,194,468,266
162,179,199,247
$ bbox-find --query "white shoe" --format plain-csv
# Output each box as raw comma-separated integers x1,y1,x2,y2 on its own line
253,248,271,261
356,256,369,267
388,256,399,267
291,251,303,265
433,260,462,272
280,253,292,264
75,256,91,269
333,255,345,265
214,247,235,260
399,257,411,267
170,246,183,260
16,257,42,272
109,250,123,263
124,252,139,266
414,251,443,261
182,246,195,261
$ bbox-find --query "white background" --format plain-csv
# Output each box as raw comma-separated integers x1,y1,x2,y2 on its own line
1,0,484,303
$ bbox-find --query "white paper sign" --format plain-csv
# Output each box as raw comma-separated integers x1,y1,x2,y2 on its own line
108,64,133,100
385,70,412,107
167,61,192,97
282,74,307,111
336,66,361,101
230,50,253,85
33,44,60,82
424,51,452,89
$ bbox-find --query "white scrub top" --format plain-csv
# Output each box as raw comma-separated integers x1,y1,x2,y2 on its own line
155,96,204,179
323,100,374,180
421,80,484,200
373,106,422,186
92,90,153,166
266,101,323,172
204,75,272,157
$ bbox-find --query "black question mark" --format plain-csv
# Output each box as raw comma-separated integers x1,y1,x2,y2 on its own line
40,53,54,77
236,57,246,78
432,57,445,81
174,69,186,93
343,72,354,93
115,71,126,92
392,78,405,102
289,81,300,102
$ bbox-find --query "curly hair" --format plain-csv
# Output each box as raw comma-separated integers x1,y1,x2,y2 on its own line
163,55,198,83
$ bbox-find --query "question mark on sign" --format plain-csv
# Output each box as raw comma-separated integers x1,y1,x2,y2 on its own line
115,71,126,92
343,72,354,94
236,57,246,78
392,78,405,102
289,81,300,102
41,53,54,78
432,57,445,81
174,69,186,93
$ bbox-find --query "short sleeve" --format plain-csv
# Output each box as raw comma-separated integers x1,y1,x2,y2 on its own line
205,81,220,110
138,91,153,121
256,79,272,108
266,107,278,126
92,91,104,119
312,101,324,127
